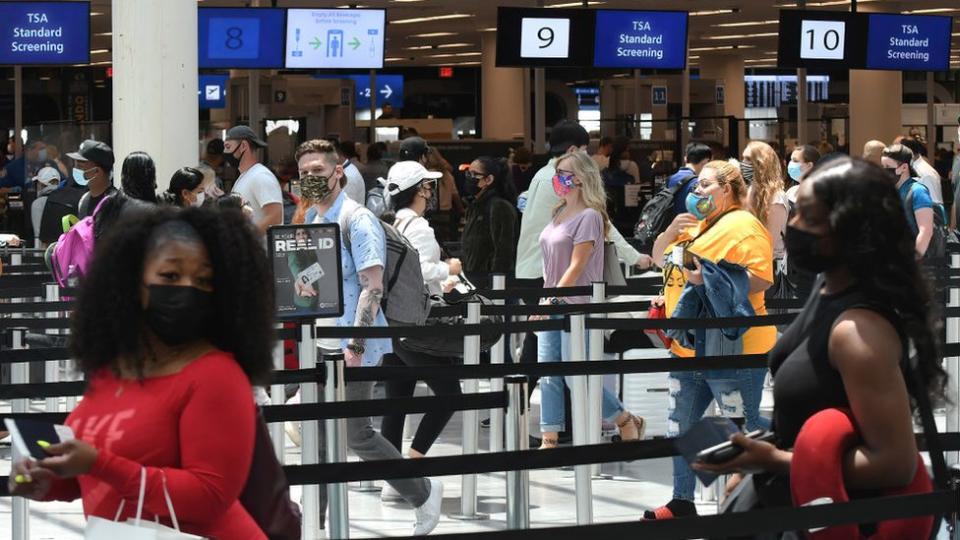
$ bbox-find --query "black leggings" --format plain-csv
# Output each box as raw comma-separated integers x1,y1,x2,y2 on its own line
380,341,462,455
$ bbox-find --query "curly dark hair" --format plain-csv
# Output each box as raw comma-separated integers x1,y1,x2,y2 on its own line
70,205,275,385
805,156,946,405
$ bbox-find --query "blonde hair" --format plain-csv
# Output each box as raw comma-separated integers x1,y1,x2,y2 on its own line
743,141,784,221
702,160,747,205
555,150,610,236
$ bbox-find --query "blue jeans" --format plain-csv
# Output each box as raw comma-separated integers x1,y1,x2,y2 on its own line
537,328,625,433
668,367,770,501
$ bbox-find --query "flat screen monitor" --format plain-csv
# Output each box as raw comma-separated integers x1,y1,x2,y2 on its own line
198,7,286,69
285,9,385,69
865,13,952,72
592,10,688,69
777,9,867,71
0,1,90,65
495,7,596,67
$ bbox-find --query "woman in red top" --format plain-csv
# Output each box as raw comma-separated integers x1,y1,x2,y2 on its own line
9,205,275,539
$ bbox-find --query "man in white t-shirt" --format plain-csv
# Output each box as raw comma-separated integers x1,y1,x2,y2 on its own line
224,125,284,234
337,140,366,203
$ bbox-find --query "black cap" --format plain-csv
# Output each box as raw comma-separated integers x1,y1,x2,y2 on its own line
67,139,114,172
548,120,589,157
225,125,267,148
399,136,429,162
206,138,225,156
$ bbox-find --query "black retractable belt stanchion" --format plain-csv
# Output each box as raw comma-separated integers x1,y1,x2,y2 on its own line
452,301,489,521
324,352,350,539
489,274,507,454
504,375,530,530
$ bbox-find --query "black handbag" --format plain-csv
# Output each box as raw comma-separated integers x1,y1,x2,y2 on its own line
399,278,504,358
239,411,302,540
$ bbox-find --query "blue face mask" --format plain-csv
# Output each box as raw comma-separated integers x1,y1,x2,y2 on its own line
685,192,716,220
72,167,89,187
36,149,47,162
787,161,804,182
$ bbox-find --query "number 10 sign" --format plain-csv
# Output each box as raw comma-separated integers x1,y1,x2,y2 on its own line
799,19,845,60
520,18,570,58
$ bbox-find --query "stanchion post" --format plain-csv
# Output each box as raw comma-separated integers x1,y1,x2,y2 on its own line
505,375,530,530
11,329,30,540
948,253,960,467
568,313,594,525
324,352,350,539
44,283,61,413
490,274,507,453
451,302,489,521
300,324,321,540
270,339,286,462
588,282,608,479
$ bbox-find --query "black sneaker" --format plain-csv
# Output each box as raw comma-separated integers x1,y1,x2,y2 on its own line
642,499,697,520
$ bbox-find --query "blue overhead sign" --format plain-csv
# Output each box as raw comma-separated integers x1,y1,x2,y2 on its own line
592,10,688,69
199,74,228,109
347,74,403,109
865,14,952,72
198,8,286,69
0,1,90,65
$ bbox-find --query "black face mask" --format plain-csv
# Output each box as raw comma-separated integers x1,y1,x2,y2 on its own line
225,145,245,168
144,285,214,346
462,176,481,197
784,225,839,274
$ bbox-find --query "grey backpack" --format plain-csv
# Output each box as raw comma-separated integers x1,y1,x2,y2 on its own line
338,198,431,326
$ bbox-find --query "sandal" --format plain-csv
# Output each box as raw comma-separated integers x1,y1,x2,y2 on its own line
616,413,646,442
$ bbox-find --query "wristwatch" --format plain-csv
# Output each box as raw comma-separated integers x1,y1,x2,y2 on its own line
346,342,366,356
548,297,566,306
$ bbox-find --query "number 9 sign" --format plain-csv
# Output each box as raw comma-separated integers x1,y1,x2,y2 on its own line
520,17,570,59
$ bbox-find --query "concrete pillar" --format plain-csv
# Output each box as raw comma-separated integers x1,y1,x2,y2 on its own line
849,3,902,154
481,32,525,140
112,0,198,192
700,53,745,150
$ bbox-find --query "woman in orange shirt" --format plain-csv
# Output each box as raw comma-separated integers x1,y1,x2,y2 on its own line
646,160,774,520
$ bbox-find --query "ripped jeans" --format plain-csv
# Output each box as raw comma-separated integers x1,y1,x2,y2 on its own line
668,367,770,501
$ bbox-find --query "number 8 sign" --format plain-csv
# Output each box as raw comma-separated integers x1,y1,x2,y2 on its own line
520,17,570,59
799,19,845,60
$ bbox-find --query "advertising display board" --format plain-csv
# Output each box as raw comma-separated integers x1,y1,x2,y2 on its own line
198,7,286,69
268,223,344,320
0,1,90,65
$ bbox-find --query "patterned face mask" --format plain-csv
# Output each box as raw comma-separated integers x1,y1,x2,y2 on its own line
552,173,576,197
300,174,335,202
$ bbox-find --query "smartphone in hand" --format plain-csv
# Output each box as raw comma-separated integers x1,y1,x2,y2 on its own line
695,430,776,465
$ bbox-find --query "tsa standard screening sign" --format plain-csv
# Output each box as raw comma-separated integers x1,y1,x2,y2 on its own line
268,223,344,320
865,14,953,72
593,10,688,69
285,9,385,69
0,1,90,65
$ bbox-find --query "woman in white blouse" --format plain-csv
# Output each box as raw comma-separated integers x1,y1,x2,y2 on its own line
379,161,463,490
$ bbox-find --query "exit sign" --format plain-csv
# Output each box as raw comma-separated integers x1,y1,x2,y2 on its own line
438,66,454,78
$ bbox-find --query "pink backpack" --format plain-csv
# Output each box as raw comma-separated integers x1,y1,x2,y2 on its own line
50,196,111,287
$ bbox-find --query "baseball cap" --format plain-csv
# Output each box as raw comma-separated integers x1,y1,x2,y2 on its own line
32,166,60,187
381,161,442,196
225,125,267,148
206,138,225,156
398,136,429,162
67,139,114,172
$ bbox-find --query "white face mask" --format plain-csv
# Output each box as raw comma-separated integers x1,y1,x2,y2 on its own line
192,191,206,207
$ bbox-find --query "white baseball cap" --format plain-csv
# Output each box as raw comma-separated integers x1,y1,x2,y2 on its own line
32,167,60,187
380,161,442,196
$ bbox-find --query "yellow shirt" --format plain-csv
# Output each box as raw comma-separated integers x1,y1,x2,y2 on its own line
663,209,776,358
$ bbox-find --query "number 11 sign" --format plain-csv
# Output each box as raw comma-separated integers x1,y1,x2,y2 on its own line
520,17,570,59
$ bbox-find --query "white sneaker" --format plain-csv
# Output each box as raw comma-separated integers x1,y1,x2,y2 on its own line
413,479,443,536
381,482,404,503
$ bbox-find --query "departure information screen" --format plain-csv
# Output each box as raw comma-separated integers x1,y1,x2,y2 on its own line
0,1,90,65
198,7,286,69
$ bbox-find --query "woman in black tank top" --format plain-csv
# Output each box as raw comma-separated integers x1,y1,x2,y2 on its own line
695,156,946,506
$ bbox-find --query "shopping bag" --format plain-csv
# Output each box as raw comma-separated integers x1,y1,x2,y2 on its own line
84,468,206,540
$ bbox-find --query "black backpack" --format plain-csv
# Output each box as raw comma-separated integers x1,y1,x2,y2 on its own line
633,170,697,255
38,187,84,244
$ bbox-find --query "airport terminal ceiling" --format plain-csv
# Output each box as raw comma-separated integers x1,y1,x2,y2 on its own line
75,0,959,70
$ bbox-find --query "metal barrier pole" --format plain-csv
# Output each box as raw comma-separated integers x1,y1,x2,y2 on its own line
12,328,30,540
568,313,594,525
451,302,489,520
11,251,21,267
270,339,286,463
489,274,506,453
505,375,530,530
948,252,960,467
300,324,321,540
44,283,61,413
324,352,350,539
588,282,608,479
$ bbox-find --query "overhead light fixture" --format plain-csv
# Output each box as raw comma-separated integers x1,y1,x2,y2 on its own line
385,57,406,62
702,32,779,40
691,9,736,16
424,51,481,58
90,49,109,54
90,11,104,16
713,20,777,28
437,42,472,48
96,32,112,36
777,0,881,6
479,27,497,32
408,32,458,38
391,14,472,25
546,1,605,7
905,8,959,14
689,45,756,51
392,0,427,2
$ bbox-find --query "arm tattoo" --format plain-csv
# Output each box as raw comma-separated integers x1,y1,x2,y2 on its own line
354,269,384,348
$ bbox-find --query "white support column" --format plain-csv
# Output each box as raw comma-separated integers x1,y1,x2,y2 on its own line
112,0,198,193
